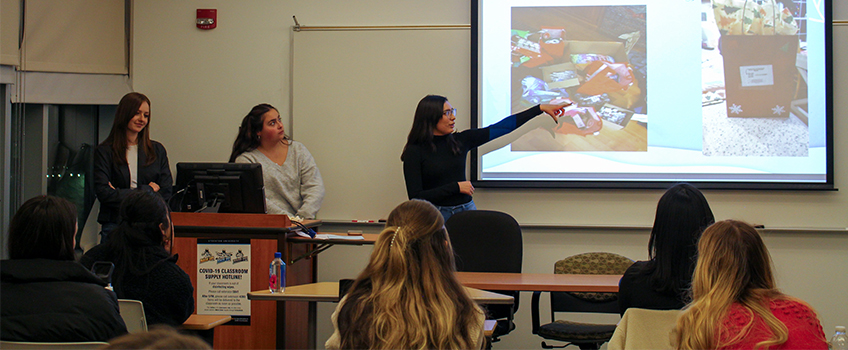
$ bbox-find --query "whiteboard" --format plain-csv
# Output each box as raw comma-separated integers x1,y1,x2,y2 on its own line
292,28,471,221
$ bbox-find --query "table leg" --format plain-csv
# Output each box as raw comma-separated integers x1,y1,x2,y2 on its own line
308,300,317,349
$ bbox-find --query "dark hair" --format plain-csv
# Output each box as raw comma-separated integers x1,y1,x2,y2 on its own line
228,103,289,162
644,183,714,296
401,95,460,161
8,195,77,260
103,92,156,166
104,189,172,296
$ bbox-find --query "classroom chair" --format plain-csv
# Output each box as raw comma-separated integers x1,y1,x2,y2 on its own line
0,341,109,350
608,308,681,350
118,299,148,333
531,252,633,349
445,210,523,342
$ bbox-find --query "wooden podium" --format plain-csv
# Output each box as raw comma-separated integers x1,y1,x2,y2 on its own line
172,212,319,350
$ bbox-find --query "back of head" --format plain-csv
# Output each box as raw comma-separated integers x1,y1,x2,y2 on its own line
674,220,779,349
692,220,775,302
113,189,170,248
103,325,211,350
337,199,481,349
229,103,278,162
8,195,77,260
646,183,714,294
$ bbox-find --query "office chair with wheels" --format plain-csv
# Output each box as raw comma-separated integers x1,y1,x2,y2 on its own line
445,210,522,342
118,299,148,333
531,252,633,350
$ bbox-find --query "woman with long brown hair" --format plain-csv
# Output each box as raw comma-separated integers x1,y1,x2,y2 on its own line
325,199,485,349
94,92,172,243
229,103,324,219
673,220,827,349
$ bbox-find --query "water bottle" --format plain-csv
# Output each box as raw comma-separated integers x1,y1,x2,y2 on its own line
269,252,286,293
832,326,848,350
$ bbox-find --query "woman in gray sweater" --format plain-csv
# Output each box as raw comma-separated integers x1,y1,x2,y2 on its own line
229,104,324,219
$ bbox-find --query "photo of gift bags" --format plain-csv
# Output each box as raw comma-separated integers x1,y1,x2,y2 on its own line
577,60,641,110
713,0,800,118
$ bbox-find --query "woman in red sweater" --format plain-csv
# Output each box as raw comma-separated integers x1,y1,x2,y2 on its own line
673,220,827,349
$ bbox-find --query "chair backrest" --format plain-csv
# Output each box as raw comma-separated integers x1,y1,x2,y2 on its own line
118,299,148,333
0,341,109,350
445,210,523,319
551,252,633,314
608,308,681,350
445,210,522,274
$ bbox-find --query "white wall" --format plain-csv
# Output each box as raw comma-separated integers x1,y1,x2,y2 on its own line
133,1,848,348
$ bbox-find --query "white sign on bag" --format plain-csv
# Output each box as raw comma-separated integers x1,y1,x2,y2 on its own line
739,64,775,87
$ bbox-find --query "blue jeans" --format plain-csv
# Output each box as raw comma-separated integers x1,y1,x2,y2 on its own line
99,222,118,245
435,200,476,222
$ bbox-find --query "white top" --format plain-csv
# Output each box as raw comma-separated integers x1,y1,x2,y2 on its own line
127,144,138,189
235,141,325,218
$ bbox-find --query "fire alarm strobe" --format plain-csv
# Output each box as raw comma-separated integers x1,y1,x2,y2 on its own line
197,9,217,30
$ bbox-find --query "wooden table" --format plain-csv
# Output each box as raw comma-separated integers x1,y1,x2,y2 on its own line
172,212,320,350
248,282,514,349
455,271,621,292
181,314,232,347
181,314,233,330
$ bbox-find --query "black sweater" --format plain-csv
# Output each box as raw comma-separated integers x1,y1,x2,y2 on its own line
403,105,544,206
617,260,689,316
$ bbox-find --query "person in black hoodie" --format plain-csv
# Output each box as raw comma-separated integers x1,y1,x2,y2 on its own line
1,195,127,342
81,189,194,327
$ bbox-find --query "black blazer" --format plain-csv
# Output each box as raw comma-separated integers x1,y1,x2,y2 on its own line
93,140,173,225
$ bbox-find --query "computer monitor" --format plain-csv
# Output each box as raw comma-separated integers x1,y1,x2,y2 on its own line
173,162,266,213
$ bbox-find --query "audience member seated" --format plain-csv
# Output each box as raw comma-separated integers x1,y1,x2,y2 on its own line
673,220,828,350
325,199,485,349
618,183,714,315
103,325,211,350
81,189,194,327
229,103,324,219
1,195,127,342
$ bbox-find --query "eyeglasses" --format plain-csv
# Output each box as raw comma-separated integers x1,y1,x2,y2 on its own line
443,108,457,116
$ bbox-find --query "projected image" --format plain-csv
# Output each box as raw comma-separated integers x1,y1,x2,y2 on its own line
508,6,648,152
474,0,831,189
701,0,810,157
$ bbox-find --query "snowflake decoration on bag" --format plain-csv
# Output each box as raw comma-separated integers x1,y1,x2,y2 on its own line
729,104,743,115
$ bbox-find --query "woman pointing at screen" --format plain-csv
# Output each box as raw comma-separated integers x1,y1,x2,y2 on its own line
401,95,570,220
